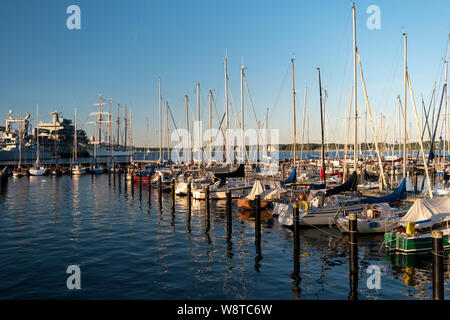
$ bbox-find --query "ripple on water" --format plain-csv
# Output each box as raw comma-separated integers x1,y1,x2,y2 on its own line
0,174,447,299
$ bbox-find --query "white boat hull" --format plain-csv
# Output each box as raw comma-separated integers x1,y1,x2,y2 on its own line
29,167,47,176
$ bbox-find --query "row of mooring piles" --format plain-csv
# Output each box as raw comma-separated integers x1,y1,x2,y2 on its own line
347,214,445,300
432,230,444,300
110,171,447,300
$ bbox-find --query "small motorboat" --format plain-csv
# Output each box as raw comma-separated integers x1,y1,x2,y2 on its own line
335,203,408,234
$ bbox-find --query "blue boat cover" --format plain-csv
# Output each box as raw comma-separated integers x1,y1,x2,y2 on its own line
281,167,297,185
362,178,406,204
308,183,326,190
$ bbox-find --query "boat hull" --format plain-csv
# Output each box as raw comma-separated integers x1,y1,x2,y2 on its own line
299,203,365,227
237,199,269,209
385,231,450,253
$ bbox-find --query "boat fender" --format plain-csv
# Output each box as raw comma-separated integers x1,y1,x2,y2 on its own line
406,222,416,235
299,200,309,212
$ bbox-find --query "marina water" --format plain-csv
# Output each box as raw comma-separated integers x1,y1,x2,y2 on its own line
0,173,449,299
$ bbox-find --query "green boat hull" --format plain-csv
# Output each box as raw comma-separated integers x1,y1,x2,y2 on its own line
385,232,450,253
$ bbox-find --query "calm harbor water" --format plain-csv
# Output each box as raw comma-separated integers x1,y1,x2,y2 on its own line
0,174,449,300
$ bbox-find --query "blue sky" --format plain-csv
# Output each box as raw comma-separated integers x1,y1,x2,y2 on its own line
0,0,449,147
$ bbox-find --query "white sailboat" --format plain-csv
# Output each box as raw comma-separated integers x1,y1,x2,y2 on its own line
71,106,87,175
29,104,48,176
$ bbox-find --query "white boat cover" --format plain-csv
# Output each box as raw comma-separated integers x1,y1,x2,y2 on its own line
246,180,265,200
399,196,450,226
246,180,286,200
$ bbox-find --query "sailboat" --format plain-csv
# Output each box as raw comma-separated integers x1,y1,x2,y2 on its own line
71,106,87,175
91,94,105,174
29,104,48,176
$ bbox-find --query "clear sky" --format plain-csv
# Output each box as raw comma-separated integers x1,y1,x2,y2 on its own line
0,0,449,147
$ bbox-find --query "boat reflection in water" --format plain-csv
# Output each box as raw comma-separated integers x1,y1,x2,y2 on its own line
237,209,274,224
384,250,450,299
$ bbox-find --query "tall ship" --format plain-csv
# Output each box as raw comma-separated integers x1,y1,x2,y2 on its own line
85,94,131,159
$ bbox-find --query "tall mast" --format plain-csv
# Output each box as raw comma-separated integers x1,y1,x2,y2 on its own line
94,94,104,144
185,94,190,163
158,78,162,162
18,113,22,168
130,106,133,162
209,90,213,162
165,101,170,161
99,94,102,144
403,32,407,178
225,57,229,163
124,105,128,150
241,61,245,163
318,68,326,187
146,113,149,152
36,104,40,165
445,59,448,169
108,99,112,160
352,2,358,172
197,82,201,162
116,103,120,146
74,105,78,162
301,86,307,163
292,58,297,168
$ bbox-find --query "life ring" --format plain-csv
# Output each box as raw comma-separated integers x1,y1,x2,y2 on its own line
299,200,309,212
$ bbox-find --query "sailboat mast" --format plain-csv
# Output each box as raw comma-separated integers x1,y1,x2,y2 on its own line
130,106,133,163
165,101,170,161
36,104,39,165
241,62,245,163
403,32,408,178
292,58,297,168
98,94,102,144
318,68,326,187
124,105,128,150
158,78,162,162
352,2,358,172
445,59,448,168
185,94,190,163
108,99,112,159
209,90,213,162
18,115,22,167
225,57,229,163
301,86,307,163
197,82,201,162
74,105,78,162
116,103,120,146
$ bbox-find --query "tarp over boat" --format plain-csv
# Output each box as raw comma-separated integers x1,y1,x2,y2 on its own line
246,180,286,200
324,171,358,196
362,178,407,204
281,167,297,185
399,196,450,226
246,180,265,200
